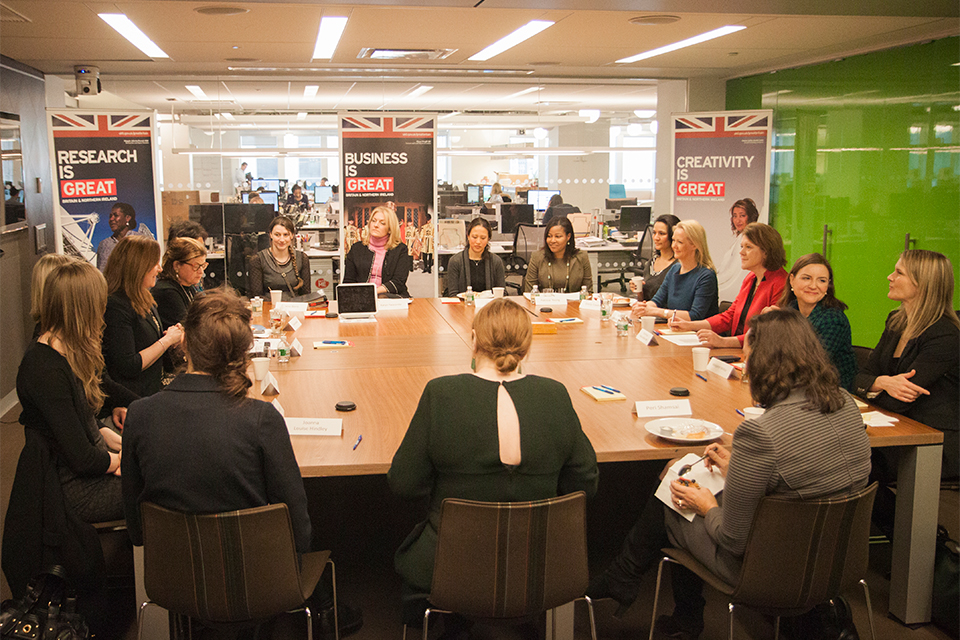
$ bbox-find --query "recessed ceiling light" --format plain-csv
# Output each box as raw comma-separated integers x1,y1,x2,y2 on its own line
297,112,307,120
225,58,260,63
578,109,600,123
98,13,169,58
406,85,433,99
358,48,457,60
304,85,319,98
220,112,235,120
503,86,540,100
634,110,656,118
313,16,348,59
194,6,249,15
469,20,554,62
629,15,680,26
185,85,207,98
617,25,746,64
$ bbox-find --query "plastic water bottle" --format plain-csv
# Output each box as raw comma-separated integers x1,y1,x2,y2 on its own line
277,336,290,364
579,286,588,301
465,286,475,306
530,285,540,297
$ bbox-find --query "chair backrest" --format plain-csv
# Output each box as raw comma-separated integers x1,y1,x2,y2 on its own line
429,492,588,619
637,224,654,264
852,345,873,373
733,482,877,612
140,502,306,623
514,223,543,263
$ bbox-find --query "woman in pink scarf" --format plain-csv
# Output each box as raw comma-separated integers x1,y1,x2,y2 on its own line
343,205,412,297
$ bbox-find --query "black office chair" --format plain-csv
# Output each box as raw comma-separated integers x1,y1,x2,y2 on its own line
503,223,541,294
598,224,649,293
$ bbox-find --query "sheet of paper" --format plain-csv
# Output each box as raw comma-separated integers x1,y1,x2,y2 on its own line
634,399,692,417
285,417,343,437
861,411,899,427
660,333,703,347
655,454,726,522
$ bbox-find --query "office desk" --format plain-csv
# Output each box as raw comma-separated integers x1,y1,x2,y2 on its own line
255,297,941,626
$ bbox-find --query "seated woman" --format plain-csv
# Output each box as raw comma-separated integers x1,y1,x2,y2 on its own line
588,309,871,638
343,205,412,297
522,217,593,294
628,214,679,301
285,184,310,210
670,222,787,347
388,298,599,623
29,253,75,339
631,220,718,321
103,235,183,396
777,253,857,390
443,217,505,297
121,289,362,637
248,216,311,298
152,237,207,330
855,249,959,482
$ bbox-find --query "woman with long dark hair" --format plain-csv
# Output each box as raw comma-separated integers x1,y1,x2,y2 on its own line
443,217,505,296
248,216,311,298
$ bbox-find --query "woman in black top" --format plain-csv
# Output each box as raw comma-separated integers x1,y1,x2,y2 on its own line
152,237,207,330
343,205,412,297
443,217,505,296
248,216,311,298
103,235,183,396
285,184,310,210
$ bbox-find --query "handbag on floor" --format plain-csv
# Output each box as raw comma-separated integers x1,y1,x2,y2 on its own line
0,565,89,640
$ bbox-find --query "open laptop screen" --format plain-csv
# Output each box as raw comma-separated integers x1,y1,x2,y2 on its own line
336,283,378,317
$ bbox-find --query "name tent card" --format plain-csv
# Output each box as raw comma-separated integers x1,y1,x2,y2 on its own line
579,299,601,311
474,297,493,310
260,372,280,395
290,338,304,357
535,293,567,309
285,418,343,437
286,315,302,332
634,399,692,418
636,328,658,345
706,357,735,379
271,398,284,416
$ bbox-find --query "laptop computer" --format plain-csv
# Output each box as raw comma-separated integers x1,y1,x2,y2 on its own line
336,283,378,321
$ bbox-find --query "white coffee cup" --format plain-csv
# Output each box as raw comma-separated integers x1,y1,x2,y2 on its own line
269,290,283,306
640,316,656,334
252,357,270,381
630,276,644,292
492,287,505,299
743,406,765,417
692,347,710,371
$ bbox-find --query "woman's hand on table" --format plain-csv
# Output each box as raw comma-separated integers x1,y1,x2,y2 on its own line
631,301,656,319
696,329,738,348
670,479,717,517
668,318,697,331
874,370,930,403
703,443,730,477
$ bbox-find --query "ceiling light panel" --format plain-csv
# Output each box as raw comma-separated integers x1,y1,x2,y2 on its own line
185,85,207,98
469,20,554,62
98,13,169,58
304,85,319,98
313,16,348,59
616,25,746,64
406,85,434,99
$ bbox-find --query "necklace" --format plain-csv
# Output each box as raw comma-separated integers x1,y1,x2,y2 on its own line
177,281,196,304
546,257,571,293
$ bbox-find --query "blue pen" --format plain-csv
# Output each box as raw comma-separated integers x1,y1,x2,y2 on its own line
736,409,745,417
696,373,708,381
352,435,362,450
592,385,614,394
600,385,621,393
322,340,347,345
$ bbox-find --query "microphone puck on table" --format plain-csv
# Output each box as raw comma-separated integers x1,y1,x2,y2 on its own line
336,401,357,412
325,311,338,318
669,387,690,397
539,307,552,313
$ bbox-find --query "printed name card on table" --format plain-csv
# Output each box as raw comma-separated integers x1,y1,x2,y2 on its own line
377,298,411,311
285,315,302,332
271,398,284,416
285,418,343,437
634,399,692,417
474,297,493,310
260,372,280,395
275,302,308,315
636,328,658,345
289,338,304,357
579,299,601,311
706,357,735,379
534,293,568,309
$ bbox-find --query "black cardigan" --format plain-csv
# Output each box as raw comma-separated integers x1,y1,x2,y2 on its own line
152,277,196,330
343,241,412,297
855,311,959,478
103,293,164,397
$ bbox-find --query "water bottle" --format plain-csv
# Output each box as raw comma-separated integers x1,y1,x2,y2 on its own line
278,336,290,364
530,285,540,297
465,286,475,306
579,285,588,301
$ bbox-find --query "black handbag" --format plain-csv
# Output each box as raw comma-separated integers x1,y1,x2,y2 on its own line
932,524,959,637
0,566,89,640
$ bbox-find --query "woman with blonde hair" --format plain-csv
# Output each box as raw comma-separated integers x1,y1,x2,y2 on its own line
29,253,75,339
856,249,959,481
343,205,412,296
389,298,599,624
153,236,207,330
631,219,718,321
103,235,183,396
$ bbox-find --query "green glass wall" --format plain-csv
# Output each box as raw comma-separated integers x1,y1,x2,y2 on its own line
727,37,960,346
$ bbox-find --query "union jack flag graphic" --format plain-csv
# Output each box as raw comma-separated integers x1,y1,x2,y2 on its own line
674,113,768,138
342,115,434,138
51,113,152,137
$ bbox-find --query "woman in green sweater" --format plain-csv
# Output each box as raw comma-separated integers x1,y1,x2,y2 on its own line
388,298,599,624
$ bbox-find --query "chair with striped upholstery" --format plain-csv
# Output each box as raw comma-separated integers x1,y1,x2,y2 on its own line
136,502,336,640
407,491,597,640
648,482,878,640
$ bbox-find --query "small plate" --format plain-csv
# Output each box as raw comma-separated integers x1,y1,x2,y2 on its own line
613,297,633,307
457,290,494,300
644,417,724,443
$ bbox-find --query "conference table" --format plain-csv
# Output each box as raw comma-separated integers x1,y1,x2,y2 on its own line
245,296,944,629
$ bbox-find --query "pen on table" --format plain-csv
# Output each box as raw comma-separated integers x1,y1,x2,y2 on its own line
736,408,745,417
599,384,621,393
521,306,540,318
671,310,678,325
352,435,362,450
695,373,708,382
322,340,347,345
592,385,615,394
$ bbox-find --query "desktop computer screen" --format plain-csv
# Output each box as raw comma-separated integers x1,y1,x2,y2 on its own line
466,185,481,204
499,204,535,235
251,179,280,192
482,184,492,201
527,189,560,212
314,185,333,203
618,205,652,233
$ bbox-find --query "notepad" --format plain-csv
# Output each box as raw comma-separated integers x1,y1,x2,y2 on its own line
581,386,627,402
532,322,558,334
548,317,584,324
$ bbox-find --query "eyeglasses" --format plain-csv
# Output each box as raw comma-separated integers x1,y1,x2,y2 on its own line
184,260,208,271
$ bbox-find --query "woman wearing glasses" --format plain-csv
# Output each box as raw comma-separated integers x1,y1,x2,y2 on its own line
152,237,207,330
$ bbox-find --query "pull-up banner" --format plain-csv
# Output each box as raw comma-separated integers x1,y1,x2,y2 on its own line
48,110,159,264
671,110,772,301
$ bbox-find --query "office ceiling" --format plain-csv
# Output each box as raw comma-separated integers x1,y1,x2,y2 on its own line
1,0,957,121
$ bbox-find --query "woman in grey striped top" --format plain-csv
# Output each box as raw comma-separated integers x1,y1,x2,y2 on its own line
588,309,871,639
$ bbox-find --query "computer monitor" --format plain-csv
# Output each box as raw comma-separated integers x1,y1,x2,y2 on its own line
314,185,333,203
499,204,535,235
190,204,224,237
618,205,652,233
605,197,638,211
527,189,561,212
259,191,279,211
608,184,627,199
251,178,280,192
439,190,467,212
466,185,481,204
482,184,492,201
223,204,276,234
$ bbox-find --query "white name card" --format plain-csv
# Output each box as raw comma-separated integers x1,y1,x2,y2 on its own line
706,357,735,379
377,298,410,310
474,297,493,310
275,302,308,314
634,399,692,418
285,417,343,437
271,398,284,416
636,328,658,345
290,338,304,357
260,372,280,395
535,293,567,308
286,315,302,332
579,299,601,311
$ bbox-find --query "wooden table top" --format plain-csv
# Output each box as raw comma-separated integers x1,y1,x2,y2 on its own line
253,298,943,477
